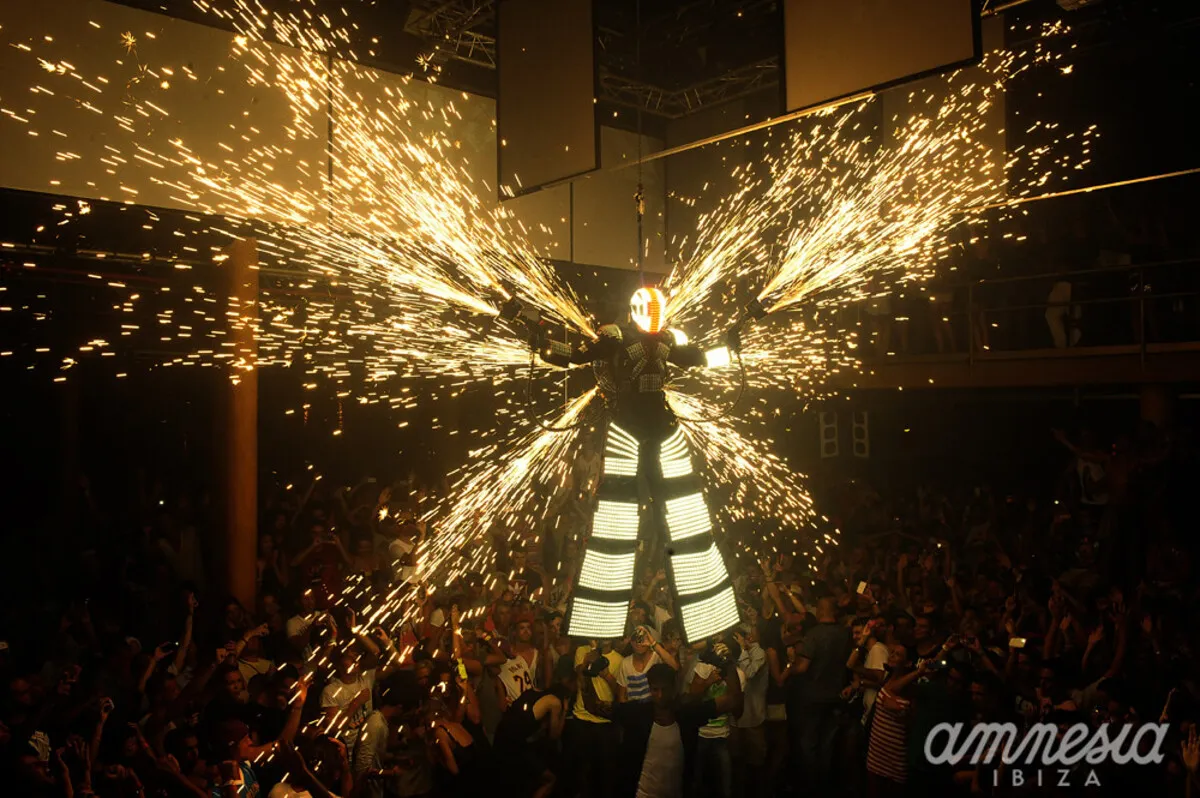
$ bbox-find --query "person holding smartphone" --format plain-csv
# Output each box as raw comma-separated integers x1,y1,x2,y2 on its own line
321,626,401,748
904,645,971,795
617,625,679,704
211,677,309,797
582,641,744,798
291,522,350,604
236,625,275,689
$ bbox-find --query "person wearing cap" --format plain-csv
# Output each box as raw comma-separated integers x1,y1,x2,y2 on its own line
210,676,309,797
508,547,545,603
687,637,747,798
210,718,261,797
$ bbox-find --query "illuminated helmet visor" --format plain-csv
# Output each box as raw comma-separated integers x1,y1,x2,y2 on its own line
630,287,666,334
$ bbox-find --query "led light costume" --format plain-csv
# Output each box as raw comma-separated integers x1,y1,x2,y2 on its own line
534,287,740,643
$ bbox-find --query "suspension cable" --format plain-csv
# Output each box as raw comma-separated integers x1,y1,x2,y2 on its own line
635,0,646,287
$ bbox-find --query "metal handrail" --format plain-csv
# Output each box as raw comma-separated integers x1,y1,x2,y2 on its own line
865,255,1200,365
947,254,1200,291
958,288,1200,315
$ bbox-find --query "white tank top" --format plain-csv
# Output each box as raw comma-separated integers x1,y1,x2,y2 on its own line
499,650,538,701
637,721,684,798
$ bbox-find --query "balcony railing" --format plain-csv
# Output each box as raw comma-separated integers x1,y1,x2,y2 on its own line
858,255,1200,367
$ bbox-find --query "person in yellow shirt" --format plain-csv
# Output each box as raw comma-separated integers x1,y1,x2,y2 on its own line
569,640,623,797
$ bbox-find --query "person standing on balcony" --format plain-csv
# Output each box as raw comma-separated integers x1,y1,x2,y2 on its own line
1044,215,1094,348
964,237,998,353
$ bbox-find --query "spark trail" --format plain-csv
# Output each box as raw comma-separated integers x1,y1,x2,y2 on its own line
666,390,833,568
1,0,591,392
347,388,598,628
0,3,1097,646
666,22,1089,332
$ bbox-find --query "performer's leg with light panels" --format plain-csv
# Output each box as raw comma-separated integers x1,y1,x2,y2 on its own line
658,426,740,643
566,423,641,639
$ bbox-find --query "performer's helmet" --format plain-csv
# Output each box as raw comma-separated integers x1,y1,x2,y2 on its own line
630,286,666,334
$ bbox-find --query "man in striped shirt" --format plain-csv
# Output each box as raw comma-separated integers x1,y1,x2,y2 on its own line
618,625,679,703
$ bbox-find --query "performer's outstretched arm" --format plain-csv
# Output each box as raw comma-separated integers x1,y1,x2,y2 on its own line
667,342,706,369
538,339,596,368
537,326,620,368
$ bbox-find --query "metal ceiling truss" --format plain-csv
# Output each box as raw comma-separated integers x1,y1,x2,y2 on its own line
600,56,779,119
403,0,779,117
403,0,497,69
636,0,780,44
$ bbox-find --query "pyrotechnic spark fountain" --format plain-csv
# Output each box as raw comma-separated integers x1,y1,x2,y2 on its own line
666,21,1089,334
342,388,597,628
666,389,828,563
681,313,860,396
430,389,593,557
210,0,594,339
1,0,592,394
758,33,1089,316
0,1,611,665
0,2,1096,645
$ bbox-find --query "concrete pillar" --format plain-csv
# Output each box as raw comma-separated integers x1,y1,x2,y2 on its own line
220,238,259,610
1139,383,1174,431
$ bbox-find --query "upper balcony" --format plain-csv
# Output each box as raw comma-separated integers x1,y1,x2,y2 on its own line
838,256,1200,390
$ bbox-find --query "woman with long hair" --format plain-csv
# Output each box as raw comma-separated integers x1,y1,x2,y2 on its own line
426,690,489,798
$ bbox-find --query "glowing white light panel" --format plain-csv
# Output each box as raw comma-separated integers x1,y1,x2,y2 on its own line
568,597,629,639
659,428,694,479
602,424,639,476
704,346,732,369
592,500,640,541
670,544,729,596
665,492,712,541
577,549,637,592
678,586,740,642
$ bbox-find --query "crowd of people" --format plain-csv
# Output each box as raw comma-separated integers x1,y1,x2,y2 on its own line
3,408,1199,798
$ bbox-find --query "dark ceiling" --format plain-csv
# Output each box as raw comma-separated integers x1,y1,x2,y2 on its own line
107,0,782,127
85,0,1200,132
